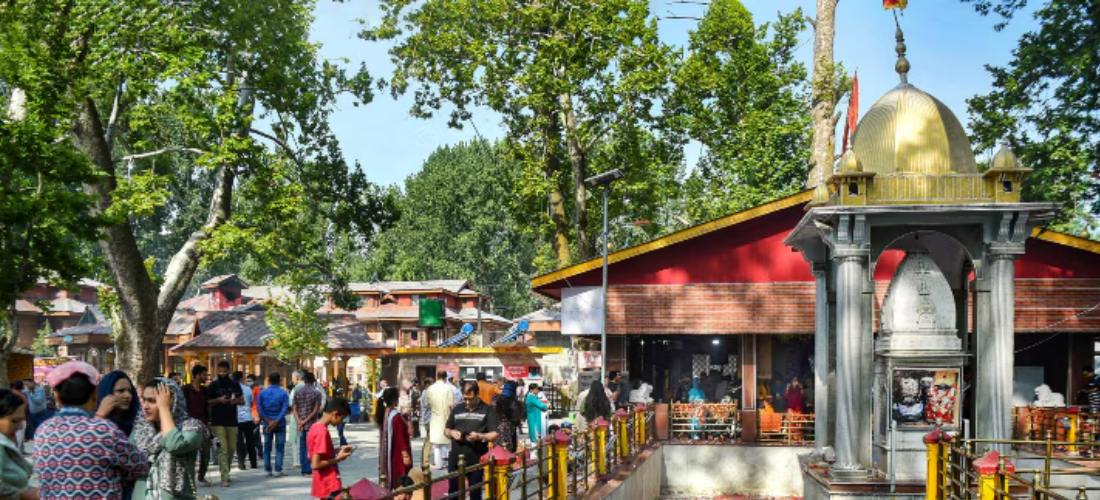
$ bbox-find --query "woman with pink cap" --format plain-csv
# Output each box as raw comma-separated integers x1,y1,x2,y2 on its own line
33,361,149,500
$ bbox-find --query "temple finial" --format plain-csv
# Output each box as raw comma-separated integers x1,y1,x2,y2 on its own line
894,12,910,84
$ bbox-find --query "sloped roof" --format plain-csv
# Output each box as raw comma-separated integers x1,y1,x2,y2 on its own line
347,280,470,294
50,323,111,337
201,274,249,289
172,310,389,351
531,191,813,290
517,305,560,323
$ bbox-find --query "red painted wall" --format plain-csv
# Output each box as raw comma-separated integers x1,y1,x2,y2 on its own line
561,206,814,289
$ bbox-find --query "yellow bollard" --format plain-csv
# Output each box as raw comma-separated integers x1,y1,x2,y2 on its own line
972,450,1015,500
634,404,647,448
595,416,610,476
615,408,630,459
551,430,570,500
923,428,945,500
1067,408,1079,455
940,433,953,500
480,445,514,500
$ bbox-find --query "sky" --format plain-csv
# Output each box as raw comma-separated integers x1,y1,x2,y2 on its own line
308,1,1040,188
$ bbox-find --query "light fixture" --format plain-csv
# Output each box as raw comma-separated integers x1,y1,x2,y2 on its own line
712,339,720,346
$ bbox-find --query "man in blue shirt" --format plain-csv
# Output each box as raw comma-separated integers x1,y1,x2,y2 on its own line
24,378,48,441
257,372,290,477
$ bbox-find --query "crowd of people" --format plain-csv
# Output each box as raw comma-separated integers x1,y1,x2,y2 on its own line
0,363,656,500
0,360,356,500
374,370,635,500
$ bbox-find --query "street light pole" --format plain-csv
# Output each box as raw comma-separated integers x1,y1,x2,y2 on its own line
585,168,624,384
600,186,610,383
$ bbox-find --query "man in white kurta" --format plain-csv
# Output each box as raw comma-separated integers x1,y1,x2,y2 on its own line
426,371,456,469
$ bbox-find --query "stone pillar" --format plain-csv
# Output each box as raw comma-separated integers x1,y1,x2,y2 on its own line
976,248,1019,445
832,245,869,476
812,262,831,450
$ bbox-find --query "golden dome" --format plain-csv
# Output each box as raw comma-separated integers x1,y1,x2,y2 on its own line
838,149,863,173
991,142,1021,170
851,84,977,175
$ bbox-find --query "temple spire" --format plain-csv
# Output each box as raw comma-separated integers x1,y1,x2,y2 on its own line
894,13,910,85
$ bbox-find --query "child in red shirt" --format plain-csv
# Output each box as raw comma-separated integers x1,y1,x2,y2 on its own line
308,397,353,499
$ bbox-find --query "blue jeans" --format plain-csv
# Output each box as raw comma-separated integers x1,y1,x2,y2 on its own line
337,422,347,446
299,431,312,475
263,427,286,473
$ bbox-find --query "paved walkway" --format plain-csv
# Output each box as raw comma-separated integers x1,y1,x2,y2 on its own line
196,423,425,500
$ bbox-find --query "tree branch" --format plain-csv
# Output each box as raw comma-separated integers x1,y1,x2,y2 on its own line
156,70,253,322
249,128,303,168
103,79,124,143
118,147,207,163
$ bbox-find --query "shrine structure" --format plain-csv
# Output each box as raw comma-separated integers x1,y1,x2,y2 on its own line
531,22,1100,500
786,25,1056,497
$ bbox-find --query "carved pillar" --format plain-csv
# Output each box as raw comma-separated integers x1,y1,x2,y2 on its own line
976,246,1020,446
812,262,831,450
830,214,870,477
832,249,869,474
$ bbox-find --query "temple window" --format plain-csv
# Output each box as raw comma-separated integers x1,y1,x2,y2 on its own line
848,182,859,195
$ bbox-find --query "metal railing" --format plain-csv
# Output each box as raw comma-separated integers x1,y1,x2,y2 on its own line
361,405,657,500
669,403,739,441
926,428,1100,500
1013,407,1100,456
758,411,814,445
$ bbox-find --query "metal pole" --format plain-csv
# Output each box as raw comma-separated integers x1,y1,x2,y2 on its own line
600,186,610,384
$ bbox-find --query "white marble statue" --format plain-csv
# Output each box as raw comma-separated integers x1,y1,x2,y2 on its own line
1033,384,1066,407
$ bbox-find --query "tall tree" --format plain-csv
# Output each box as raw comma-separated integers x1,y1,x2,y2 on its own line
0,1,376,381
669,0,812,222
363,0,676,266
963,0,1099,235
361,140,540,318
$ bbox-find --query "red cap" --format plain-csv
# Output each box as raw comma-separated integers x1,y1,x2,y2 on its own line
971,450,1015,476
480,445,516,466
634,403,646,413
553,429,571,445
614,408,629,419
923,428,946,445
594,416,611,429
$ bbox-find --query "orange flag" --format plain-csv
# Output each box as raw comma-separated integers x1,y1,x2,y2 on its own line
883,0,908,9
842,73,859,152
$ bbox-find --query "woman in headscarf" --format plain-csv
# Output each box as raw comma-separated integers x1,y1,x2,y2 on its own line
96,370,140,436
492,381,521,452
131,378,206,500
96,370,141,500
375,387,411,489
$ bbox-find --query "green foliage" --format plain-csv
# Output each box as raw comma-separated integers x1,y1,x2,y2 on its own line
363,0,680,265
965,0,1099,235
359,140,540,318
0,117,100,315
668,0,812,222
0,1,391,368
32,324,53,357
264,286,329,366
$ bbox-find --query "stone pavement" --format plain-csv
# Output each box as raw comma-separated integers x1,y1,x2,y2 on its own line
197,422,426,500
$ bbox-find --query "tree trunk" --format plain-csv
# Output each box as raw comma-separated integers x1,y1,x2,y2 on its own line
72,73,245,382
541,107,572,266
808,0,838,188
558,92,588,258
